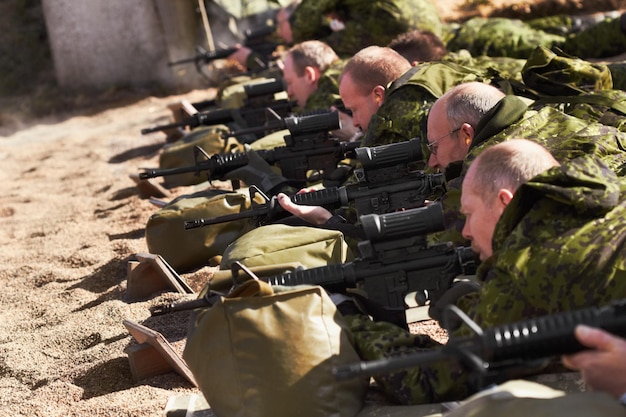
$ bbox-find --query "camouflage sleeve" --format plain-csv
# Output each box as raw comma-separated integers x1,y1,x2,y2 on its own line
344,314,471,404
562,17,626,60
446,17,564,59
361,88,434,148
304,77,341,112
290,0,336,43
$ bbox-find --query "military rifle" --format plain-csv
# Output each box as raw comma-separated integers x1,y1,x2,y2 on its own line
139,111,357,188
334,299,626,389
261,203,478,313
155,203,477,320
168,24,279,69
141,79,291,136
189,77,286,114
184,138,443,228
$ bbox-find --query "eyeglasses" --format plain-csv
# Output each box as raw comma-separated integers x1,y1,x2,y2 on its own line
426,127,461,156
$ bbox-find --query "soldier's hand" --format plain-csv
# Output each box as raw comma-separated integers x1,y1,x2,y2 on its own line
562,325,626,399
276,191,333,225
227,45,252,67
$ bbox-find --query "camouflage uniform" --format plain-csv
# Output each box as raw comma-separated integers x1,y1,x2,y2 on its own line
346,155,626,405
446,17,565,59
446,14,626,60
302,58,346,112
362,61,498,148
434,94,626,246
290,0,442,58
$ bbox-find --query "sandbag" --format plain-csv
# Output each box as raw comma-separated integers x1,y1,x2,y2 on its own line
220,224,353,271
158,125,242,188
145,190,255,272
183,279,367,417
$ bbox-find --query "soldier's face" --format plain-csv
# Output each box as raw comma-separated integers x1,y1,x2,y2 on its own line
460,173,502,261
339,73,381,132
282,55,318,108
426,102,469,171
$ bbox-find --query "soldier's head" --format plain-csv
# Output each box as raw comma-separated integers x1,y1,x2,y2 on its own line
426,82,505,171
338,46,410,132
388,29,448,65
461,139,559,260
282,41,339,108
276,1,300,44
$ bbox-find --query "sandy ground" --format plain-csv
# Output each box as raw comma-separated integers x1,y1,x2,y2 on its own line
1,0,625,415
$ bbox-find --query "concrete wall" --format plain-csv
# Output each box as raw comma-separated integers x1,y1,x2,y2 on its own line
40,0,283,92
41,0,204,91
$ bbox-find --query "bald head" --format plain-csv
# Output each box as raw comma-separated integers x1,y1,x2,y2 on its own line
340,46,411,94
427,82,506,170
338,46,410,132
465,139,560,200
461,139,559,261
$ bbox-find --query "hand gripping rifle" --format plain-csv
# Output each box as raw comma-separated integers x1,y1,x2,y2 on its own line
184,138,444,229
140,79,292,136
333,299,626,389
260,203,478,316
139,111,357,188
167,24,280,69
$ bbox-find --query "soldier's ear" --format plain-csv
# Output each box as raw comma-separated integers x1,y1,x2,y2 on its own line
372,85,385,106
497,189,514,209
304,66,321,84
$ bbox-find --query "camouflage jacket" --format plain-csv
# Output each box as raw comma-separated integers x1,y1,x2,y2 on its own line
446,15,626,60
290,0,442,57
302,59,346,113
457,155,626,330
346,155,626,405
362,61,496,148
446,17,565,59
434,94,626,246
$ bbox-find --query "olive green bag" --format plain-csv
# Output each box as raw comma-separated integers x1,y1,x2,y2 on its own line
183,278,367,417
145,190,255,272
219,224,353,270
158,125,243,188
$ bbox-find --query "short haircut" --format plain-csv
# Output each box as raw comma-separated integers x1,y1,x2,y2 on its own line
388,29,448,63
287,41,339,76
443,82,505,129
467,139,560,202
339,46,411,95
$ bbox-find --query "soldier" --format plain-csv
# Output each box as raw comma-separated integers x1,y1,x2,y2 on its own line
445,11,626,61
425,81,626,245
288,0,443,58
343,139,626,405
387,29,448,65
281,40,348,116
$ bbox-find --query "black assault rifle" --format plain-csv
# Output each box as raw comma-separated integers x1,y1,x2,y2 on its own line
184,138,442,229
334,299,626,389
139,111,358,189
261,203,478,316
168,24,279,69
189,77,286,114
141,78,291,136
153,203,477,319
